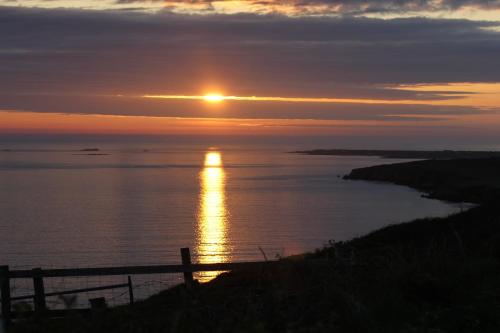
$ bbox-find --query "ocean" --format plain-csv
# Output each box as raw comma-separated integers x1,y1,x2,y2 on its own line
0,139,461,271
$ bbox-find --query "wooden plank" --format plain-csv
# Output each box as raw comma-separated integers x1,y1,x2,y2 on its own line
0,265,11,331
8,261,275,278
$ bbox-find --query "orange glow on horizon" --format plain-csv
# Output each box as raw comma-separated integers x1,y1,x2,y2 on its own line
396,83,500,109
142,82,500,108
1,110,458,135
143,93,433,105
3,80,500,139
3,110,500,137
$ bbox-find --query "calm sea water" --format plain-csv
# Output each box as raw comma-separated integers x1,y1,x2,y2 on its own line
0,141,461,271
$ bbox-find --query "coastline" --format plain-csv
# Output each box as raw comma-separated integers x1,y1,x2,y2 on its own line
345,157,500,204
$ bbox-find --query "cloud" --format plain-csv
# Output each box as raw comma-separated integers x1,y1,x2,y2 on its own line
156,0,500,15
0,6,499,121
0,93,496,121
2,0,500,15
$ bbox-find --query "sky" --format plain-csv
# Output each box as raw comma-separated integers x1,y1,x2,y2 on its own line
1,1,500,146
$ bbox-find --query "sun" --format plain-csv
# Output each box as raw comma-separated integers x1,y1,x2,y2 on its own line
205,152,222,167
203,94,225,102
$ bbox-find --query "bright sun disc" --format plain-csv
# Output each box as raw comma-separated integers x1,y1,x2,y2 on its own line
204,94,224,102
205,152,222,167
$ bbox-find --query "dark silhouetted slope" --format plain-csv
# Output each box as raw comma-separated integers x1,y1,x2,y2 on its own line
346,158,500,203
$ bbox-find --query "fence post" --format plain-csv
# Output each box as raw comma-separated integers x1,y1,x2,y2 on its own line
127,276,134,305
32,268,47,315
180,248,194,287
0,266,11,331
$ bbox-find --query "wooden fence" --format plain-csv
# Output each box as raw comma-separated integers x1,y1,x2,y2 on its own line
0,247,273,330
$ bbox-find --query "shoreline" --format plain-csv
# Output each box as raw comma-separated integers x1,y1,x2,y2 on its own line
344,157,500,204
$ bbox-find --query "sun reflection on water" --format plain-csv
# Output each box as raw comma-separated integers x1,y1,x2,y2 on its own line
196,151,229,281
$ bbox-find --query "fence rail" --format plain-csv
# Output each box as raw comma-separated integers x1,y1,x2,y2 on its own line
0,247,273,331
7,261,273,279
10,282,132,302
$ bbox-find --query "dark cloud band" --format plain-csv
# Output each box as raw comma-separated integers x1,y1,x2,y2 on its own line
0,6,499,120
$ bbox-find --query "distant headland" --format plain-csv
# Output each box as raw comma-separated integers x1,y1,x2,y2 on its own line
293,149,500,159
344,157,500,204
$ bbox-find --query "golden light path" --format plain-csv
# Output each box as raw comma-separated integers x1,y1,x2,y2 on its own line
196,151,229,282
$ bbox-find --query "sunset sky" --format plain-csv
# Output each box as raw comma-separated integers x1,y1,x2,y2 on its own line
1,1,500,142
